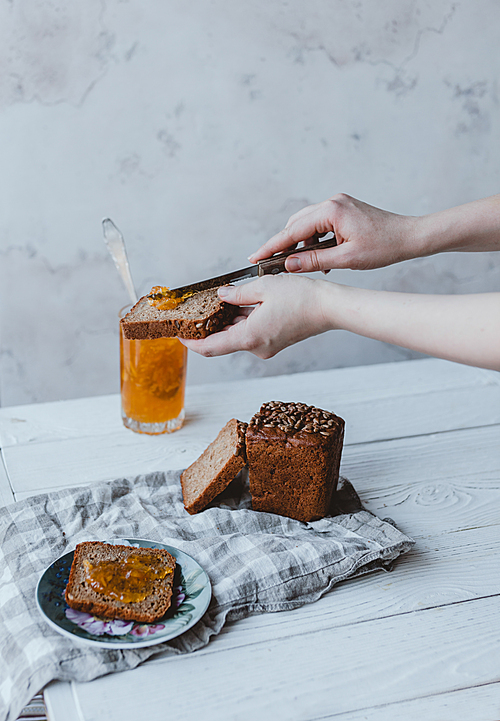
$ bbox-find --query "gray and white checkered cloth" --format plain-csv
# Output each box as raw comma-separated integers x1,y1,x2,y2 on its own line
0,470,414,721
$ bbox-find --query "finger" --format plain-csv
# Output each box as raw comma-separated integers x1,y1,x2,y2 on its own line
284,246,336,273
218,279,266,306
179,319,251,358
285,240,357,273
247,203,324,261
284,243,352,273
248,227,299,263
230,308,253,322
250,202,336,262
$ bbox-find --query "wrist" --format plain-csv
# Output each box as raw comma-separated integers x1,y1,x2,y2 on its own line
317,282,389,338
407,214,442,259
412,210,460,257
316,281,352,333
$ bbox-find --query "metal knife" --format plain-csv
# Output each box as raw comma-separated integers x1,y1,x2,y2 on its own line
160,236,337,298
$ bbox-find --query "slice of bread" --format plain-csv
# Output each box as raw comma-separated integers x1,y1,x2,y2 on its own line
180,418,248,514
120,287,237,340
65,541,176,623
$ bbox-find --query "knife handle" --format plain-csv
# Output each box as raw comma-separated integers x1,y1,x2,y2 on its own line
257,236,337,276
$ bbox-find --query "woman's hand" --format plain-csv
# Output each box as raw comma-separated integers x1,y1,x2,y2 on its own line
249,193,500,273
179,274,334,358
180,275,500,370
180,193,500,370
249,193,419,272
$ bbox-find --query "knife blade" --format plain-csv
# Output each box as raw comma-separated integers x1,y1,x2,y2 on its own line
102,218,138,304
163,236,337,298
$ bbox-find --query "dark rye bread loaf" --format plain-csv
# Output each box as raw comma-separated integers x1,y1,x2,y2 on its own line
180,418,248,514
120,287,238,340
246,401,345,522
65,541,176,623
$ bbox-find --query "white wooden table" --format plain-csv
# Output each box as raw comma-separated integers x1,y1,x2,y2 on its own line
1,358,500,721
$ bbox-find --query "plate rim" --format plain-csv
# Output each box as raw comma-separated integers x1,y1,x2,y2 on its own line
35,537,211,649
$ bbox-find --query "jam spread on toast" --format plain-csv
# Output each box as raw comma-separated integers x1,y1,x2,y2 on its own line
83,551,172,603
147,286,196,310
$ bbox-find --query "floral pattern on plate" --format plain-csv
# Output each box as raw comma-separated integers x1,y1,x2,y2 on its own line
36,538,211,649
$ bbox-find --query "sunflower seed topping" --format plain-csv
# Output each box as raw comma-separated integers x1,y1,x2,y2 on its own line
248,401,341,435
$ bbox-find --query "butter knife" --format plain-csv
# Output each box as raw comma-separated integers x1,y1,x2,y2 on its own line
161,236,337,298
102,218,138,304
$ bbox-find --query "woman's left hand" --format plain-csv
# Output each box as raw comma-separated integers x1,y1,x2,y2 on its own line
179,274,334,358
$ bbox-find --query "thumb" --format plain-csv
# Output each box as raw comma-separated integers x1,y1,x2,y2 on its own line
285,242,354,272
218,280,264,306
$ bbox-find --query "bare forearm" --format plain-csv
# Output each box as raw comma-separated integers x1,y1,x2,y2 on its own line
323,284,500,370
414,194,500,256
181,276,500,370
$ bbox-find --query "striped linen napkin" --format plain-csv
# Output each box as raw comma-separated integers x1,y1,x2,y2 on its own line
0,470,414,721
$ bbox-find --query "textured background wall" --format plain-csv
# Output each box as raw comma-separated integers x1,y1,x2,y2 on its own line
0,0,499,406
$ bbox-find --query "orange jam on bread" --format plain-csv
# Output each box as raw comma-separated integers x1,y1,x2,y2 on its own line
147,286,196,311
83,551,173,603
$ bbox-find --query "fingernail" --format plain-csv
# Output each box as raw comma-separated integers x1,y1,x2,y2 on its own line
286,257,302,272
218,286,230,298
247,254,256,263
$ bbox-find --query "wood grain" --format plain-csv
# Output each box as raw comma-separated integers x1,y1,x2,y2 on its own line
42,683,80,721
0,452,14,506
1,359,499,448
69,594,500,721
330,682,500,721
4,358,498,721
7,419,499,510
342,425,500,535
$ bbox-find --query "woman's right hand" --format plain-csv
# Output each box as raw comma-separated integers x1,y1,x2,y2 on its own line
248,193,419,272
249,192,500,273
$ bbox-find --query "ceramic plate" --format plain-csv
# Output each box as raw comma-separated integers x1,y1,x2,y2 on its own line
36,538,211,649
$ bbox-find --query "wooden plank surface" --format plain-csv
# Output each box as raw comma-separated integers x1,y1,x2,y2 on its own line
4,362,500,500
345,425,500,536
0,452,14,506
42,683,80,721
67,594,500,721
9,419,499,511
5,358,497,721
45,418,499,721
0,359,498,449
332,683,500,721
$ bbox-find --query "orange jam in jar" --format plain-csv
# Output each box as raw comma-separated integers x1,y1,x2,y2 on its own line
147,286,196,311
83,552,172,603
120,325,187,434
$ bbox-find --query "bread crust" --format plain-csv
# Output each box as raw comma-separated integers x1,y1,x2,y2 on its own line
65,541,176,623
120,287,238,340
246,401,345,522
180,419,247,514
179,403,344,522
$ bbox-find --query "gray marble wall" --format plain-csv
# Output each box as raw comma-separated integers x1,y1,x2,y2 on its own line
1,0,499,406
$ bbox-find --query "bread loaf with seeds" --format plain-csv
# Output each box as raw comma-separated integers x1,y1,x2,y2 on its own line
246,401,345,522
